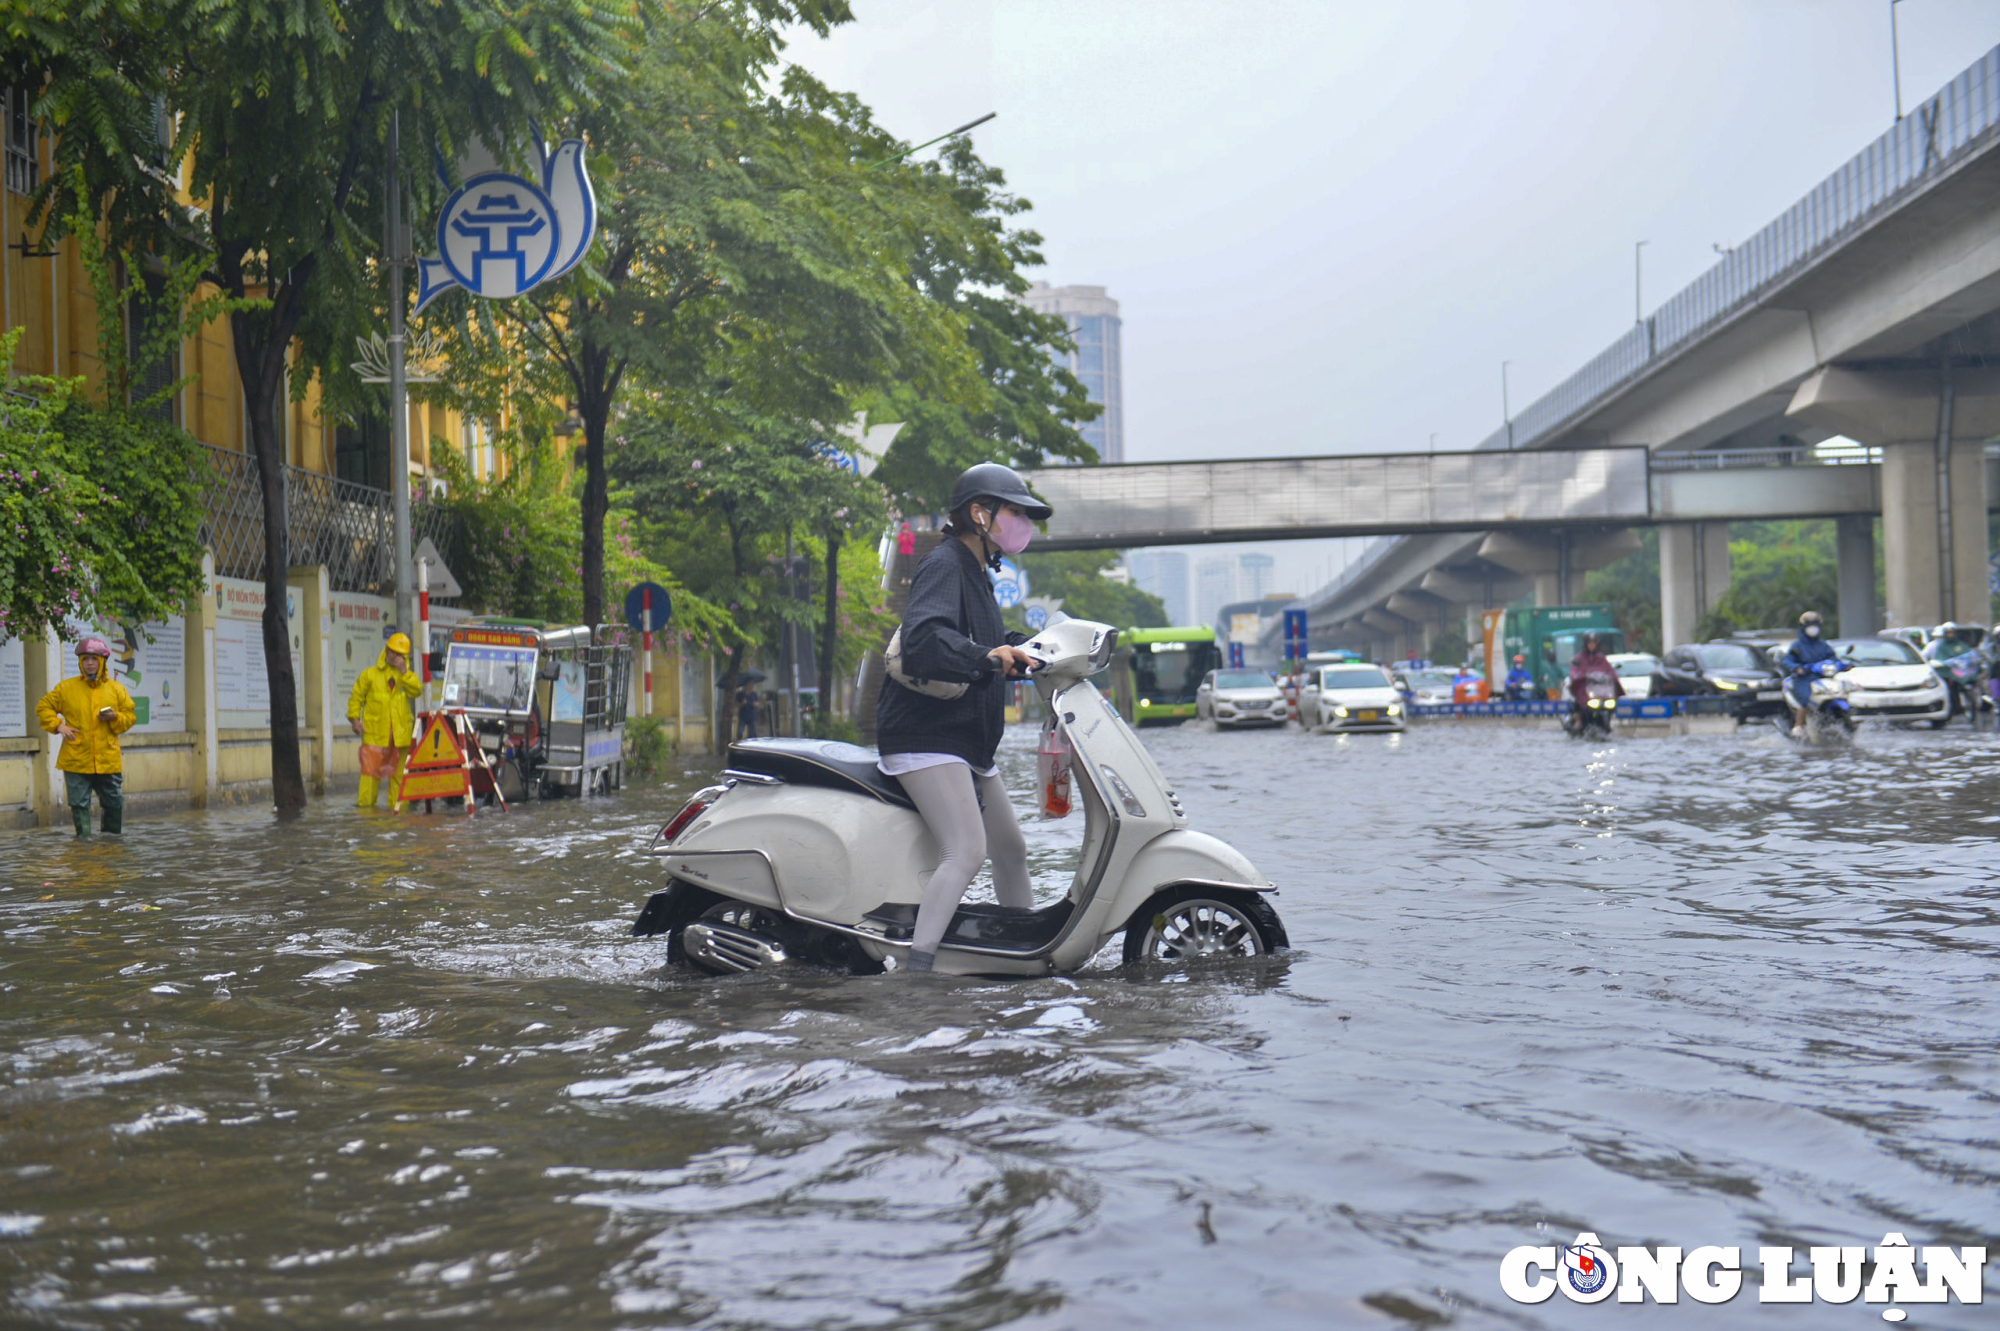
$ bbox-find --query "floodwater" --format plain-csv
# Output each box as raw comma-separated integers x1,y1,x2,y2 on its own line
3,720,1997,1328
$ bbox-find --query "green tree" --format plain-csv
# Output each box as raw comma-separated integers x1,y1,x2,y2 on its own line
10,0,635,810
866,137,1100,512
1007,550,1167,631
1697,521,1840,639
1582,529,1662,654
440,2,981,632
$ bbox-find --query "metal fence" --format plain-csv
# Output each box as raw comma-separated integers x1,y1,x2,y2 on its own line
200,443,452,593
1474,43,2000,455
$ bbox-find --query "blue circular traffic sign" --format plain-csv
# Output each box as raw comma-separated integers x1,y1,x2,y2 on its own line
624,582,673,633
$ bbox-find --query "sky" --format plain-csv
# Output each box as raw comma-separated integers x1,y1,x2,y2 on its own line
789,1,2000,604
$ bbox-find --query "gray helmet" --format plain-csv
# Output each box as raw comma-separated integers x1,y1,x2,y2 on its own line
948,462,1052,521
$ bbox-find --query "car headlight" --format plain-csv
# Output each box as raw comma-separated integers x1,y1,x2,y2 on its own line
1926,672,1942,687
1714,679,1738,691
1332,705,1349,717
1387,703,1402,715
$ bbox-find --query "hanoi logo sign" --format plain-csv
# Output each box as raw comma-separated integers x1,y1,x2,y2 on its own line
417,132,597,311
438,175,561,298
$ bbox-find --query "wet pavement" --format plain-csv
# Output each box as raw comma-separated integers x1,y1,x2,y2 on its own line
2,721,1997,1327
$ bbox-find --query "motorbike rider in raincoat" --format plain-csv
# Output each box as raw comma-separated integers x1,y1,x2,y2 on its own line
1567,632,1624,722
1778,611,1838,738
348,632,423,808
36,637,136,837
1503,654,1535,701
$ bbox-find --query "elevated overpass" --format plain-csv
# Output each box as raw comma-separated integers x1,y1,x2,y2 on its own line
1296,43,2000,658
1041,45,2000,661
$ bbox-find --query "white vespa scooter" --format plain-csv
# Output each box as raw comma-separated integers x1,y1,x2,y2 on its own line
632,618,1287,977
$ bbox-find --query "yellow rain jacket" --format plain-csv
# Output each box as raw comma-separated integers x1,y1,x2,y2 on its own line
37,672,137,774
348,649,423,747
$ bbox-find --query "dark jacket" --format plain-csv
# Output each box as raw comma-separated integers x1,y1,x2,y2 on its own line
877,537,1026,769
1778,633,1837,677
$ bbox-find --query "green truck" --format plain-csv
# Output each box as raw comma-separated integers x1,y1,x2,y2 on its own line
1483,605,1625,698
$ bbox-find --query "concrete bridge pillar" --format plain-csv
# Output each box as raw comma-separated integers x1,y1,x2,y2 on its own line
1658,522,1731,650
1879,439,1987,629
1836,515,1879,636
1787,365,2000,630
1477,530,1640,608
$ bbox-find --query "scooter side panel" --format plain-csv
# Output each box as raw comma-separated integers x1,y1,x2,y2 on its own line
668,785,939,923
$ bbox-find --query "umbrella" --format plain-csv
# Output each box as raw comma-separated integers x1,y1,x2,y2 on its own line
728,669,768,685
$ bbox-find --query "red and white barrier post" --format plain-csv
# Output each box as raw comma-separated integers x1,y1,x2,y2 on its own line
417,555,432,710
642,586,654,717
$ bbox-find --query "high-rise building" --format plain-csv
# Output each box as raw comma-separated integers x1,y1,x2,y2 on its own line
1238,553,1275,602
1023,282,1124,463
1125,551,1190,626
1195,556,1237,629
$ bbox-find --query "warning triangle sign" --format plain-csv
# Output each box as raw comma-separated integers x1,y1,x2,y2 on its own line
407,712,466,770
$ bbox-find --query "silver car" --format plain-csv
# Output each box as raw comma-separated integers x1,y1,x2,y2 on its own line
1196,668,1289,728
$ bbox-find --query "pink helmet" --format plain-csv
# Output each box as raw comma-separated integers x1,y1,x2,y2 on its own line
76,637,112,658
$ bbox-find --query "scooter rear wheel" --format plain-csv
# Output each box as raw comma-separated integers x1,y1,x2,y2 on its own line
1123,888,1286,965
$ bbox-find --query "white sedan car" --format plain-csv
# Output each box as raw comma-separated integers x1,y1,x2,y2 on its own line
1607,652,1661,699
1303,664,1406,732
1195,668,1289,728
1831,637,1949,726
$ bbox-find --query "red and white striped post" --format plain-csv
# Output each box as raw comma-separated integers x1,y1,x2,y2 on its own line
417,556,432,710
641,586,654,717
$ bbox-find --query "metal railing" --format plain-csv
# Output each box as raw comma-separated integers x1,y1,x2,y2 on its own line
1650,444,1884,471
200,443,452,593
1475,43,2000,456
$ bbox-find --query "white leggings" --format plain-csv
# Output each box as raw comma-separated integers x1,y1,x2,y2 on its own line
899,762,1033,955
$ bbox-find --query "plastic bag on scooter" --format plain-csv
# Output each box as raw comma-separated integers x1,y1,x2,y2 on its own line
1037,722,1074,818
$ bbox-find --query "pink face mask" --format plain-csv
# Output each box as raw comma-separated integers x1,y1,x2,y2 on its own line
990,510,1035,555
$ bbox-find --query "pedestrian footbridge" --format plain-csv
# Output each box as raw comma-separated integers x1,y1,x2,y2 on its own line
1024,445,1898,550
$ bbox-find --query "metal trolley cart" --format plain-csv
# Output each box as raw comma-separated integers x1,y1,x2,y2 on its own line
438,620,632,800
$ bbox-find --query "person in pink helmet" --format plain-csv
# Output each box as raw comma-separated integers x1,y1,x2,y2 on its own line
36,637,136,836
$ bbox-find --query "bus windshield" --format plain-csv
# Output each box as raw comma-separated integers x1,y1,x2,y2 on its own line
1132,640,1216,704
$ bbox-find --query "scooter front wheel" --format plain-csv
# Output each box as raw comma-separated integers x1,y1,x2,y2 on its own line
1123,888,1287,965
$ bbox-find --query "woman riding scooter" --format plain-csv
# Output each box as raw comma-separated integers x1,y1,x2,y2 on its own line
876,463,1050,973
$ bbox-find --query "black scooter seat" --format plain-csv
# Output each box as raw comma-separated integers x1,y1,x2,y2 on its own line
860,899,1076,953
726,738,914,809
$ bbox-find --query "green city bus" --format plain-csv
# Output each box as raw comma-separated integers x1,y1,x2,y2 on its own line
1126,626,1222,726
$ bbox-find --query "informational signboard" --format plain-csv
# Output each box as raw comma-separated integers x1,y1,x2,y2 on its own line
1283,609,1308,661
212,575,304,729
330,592,396,714
1229,612,1262,645
62,614,187,734
0,636,25,739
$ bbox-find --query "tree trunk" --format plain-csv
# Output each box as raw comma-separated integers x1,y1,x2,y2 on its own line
818,527,841,720
231,310,308,815
720,645,746,747
580,409,608,632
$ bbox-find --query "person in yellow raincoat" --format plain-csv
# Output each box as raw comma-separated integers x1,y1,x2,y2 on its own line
37,637,136,837
348,632,423,808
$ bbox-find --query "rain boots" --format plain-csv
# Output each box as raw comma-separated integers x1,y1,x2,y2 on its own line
64,771,122,837
357,775,380,809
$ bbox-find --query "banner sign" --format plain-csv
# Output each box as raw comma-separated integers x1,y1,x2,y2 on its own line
416,132,597,311
0,636,23,739
213,576,304,730
330,592,396,716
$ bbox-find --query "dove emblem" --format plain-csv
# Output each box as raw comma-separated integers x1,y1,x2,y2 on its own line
415,133,596,311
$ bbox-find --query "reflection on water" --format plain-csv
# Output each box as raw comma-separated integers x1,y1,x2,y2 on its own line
2,724,1997,1327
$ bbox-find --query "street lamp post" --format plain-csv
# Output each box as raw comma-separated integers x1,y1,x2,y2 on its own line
1501,360,1513,448
1891,0,1906,121
1634,239,1648,325
386,112,414,638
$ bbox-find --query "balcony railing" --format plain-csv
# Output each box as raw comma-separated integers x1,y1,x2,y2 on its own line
200,443,452,594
